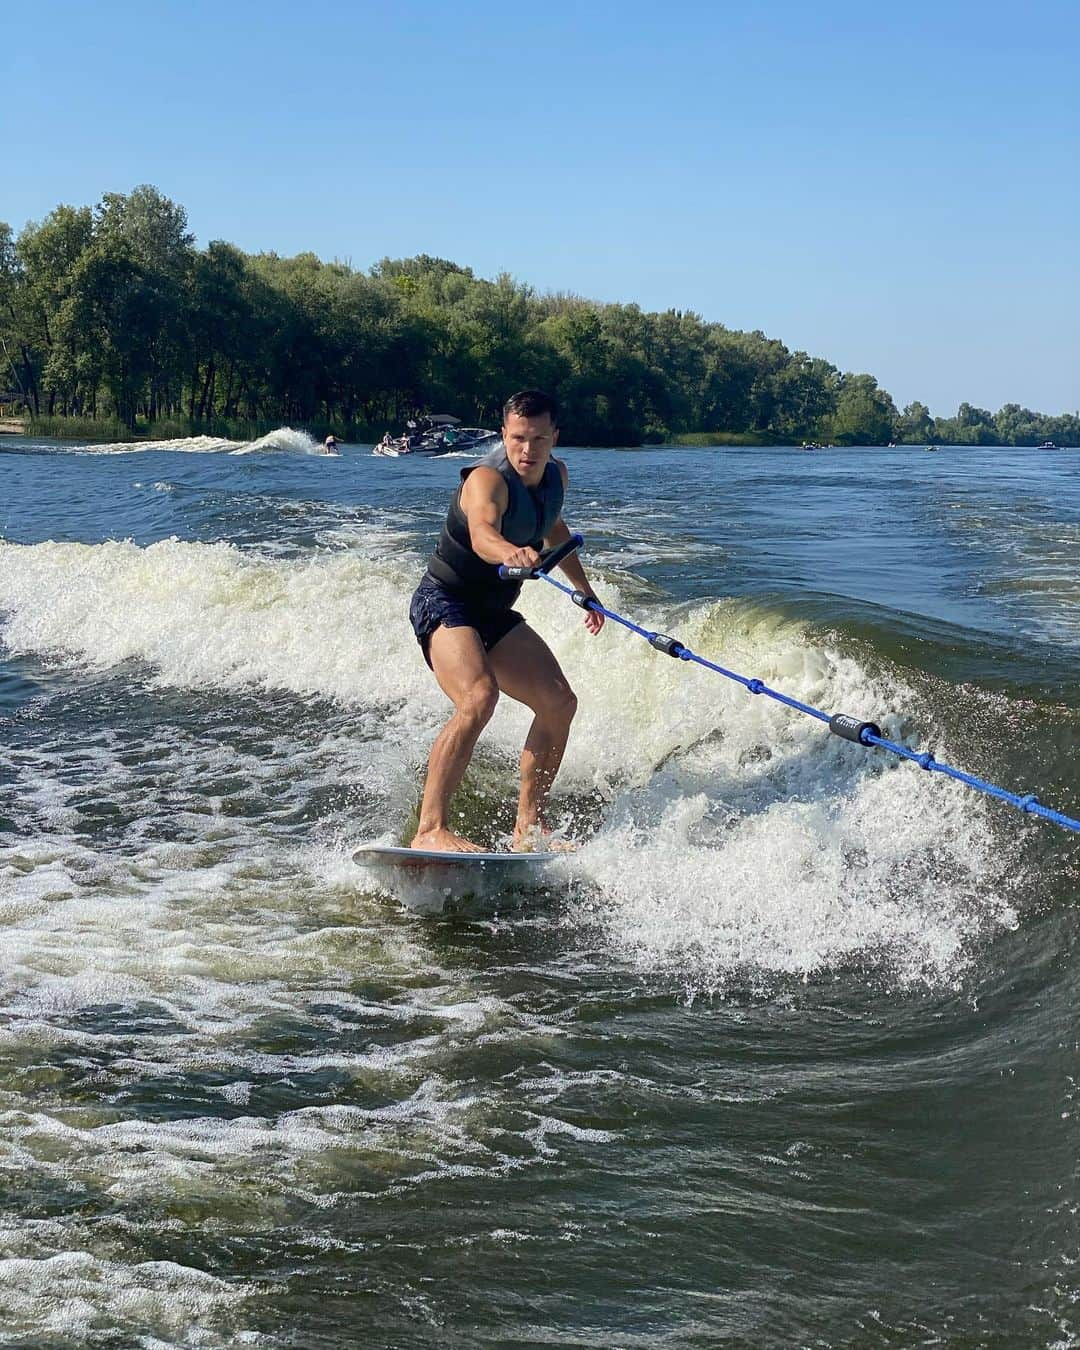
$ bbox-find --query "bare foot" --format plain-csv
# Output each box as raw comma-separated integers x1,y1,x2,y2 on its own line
511,825,578,854
411,827,485,853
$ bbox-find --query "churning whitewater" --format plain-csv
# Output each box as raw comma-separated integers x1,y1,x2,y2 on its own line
0,435,1076,1346
0,517,1015,984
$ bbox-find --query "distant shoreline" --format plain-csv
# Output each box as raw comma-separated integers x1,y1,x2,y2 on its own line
5,187,1078,453
4,419,1075,452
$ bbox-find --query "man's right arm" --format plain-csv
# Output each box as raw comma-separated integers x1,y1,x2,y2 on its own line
461,468,540,569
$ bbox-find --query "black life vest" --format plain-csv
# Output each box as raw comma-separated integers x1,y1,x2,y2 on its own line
426,444,564,609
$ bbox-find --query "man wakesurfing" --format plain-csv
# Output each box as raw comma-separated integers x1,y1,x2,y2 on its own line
408,388,604,853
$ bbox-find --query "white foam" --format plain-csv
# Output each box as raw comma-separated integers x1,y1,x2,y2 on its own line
68,426,326,457
0,536,436,711
0,534,817,787
1,512,1035,1347
0,534,1017,984
521,581,1017,987
0,590,1023,1337
77,433,242,456
0,1247,258,1341
229,427,324,456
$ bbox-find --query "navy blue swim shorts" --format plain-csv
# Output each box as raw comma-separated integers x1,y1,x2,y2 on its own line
409,576,524,669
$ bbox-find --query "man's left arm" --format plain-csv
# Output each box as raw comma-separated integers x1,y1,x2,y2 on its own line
544,464,604,635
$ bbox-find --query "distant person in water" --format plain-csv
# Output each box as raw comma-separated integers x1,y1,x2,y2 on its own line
324,435,339,453
408,389,603,853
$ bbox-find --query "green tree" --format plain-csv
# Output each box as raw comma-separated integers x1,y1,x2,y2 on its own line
0,222,30,406
49,234,153,428
94,186,194,420
186,241,255,422
10,186,1072,449
769,354,840,440
824,373,898,445
14,205,94,413
896,400,935,443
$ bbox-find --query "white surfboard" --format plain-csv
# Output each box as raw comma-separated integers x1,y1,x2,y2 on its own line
354,844,562,870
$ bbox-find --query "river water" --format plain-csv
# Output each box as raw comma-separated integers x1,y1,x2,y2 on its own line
0,430,1077,1346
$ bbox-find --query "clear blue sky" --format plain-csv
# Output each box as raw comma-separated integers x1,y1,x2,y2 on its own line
7,0,1078,415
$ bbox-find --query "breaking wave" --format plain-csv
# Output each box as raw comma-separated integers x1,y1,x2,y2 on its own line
58,427,329,457
0,531,1019,987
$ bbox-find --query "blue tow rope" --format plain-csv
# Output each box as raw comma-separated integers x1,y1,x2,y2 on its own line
501,534,1080,836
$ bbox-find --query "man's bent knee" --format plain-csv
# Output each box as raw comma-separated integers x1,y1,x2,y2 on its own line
539,681,577,726
459,679,499,729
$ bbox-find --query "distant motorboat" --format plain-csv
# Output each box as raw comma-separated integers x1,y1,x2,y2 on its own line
372,414,500,458
1038,440,1057,450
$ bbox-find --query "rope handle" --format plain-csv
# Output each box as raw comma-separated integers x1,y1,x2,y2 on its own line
498,532,584,581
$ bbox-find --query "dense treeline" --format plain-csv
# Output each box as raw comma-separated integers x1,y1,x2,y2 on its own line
1,186,1076,447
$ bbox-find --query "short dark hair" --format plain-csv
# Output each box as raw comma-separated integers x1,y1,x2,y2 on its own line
503,388,560,426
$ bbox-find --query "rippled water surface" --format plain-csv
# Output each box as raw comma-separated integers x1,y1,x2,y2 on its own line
1,432,1078,1346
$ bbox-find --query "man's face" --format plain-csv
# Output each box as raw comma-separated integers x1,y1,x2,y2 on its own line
502,411,559,485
